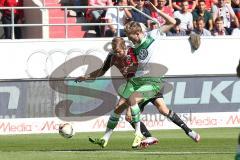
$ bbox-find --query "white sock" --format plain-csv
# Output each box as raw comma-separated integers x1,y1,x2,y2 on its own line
102,128,113,142
135,121,141,135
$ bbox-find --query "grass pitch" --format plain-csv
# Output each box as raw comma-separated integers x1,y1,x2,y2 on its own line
0,128,238,160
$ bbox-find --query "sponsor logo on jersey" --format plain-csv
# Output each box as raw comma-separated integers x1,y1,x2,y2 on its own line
138,49,148,60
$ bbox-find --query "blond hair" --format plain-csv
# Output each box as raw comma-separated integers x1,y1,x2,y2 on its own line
112,37,126,51
124,21,143,35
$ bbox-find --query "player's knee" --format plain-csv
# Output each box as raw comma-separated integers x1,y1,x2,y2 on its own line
166,110,174,118
154,98,169,116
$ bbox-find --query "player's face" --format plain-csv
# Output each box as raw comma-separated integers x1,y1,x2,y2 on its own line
114,48,126,58
126,32,141,45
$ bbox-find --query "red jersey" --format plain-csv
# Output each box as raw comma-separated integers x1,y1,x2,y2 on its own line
102,48,138,79
0,0,24,18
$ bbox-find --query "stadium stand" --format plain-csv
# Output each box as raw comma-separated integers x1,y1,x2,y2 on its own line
0,0,240,39
0,0,24,39
45,0,85,38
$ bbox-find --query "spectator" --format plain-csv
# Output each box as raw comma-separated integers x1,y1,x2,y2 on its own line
105,0,130,37
151,0,174,26
0,0,24,39
212,0,239,29
167,0,173,8
87,0,113,37
166,18,187,35
174,0,193,33
126,0,151,28
231,0,240,24
151,0,159,6
128,0,158,7
231,0,240,9
192,0,213,30
212,16,230,35
172,0,197,12
191,16,212,35
128,0,136,6
205,0,217,11
74,0,86,17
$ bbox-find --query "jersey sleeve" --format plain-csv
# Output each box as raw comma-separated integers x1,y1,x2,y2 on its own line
102,53,114,72
148,28,166,39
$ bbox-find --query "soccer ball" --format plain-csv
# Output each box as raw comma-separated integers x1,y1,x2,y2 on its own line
59,123,75,138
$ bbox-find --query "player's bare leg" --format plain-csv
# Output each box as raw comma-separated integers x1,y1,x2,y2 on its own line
153,98,200,142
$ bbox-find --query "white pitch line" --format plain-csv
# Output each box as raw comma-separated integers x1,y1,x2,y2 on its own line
51,150,235,155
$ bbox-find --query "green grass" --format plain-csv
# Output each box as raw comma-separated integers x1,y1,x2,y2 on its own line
0,128,239,160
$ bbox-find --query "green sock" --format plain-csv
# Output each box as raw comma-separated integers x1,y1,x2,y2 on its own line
131,104,141,123
131,104,141,135
106,112,120,129
103,112,120,142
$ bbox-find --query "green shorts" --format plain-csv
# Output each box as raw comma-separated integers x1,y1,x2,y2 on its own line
118,77,164,102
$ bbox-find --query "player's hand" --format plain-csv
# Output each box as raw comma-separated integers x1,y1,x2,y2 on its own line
125,114,132,122
123,67,129,75
74,76,87,83
125,107,132,122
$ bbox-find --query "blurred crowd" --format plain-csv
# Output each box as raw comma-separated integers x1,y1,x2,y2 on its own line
0,0,240,39
0,0,24,39
81,0,240,37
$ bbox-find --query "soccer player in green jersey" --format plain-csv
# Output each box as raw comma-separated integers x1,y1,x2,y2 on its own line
84,2,200,149
122,1,200,148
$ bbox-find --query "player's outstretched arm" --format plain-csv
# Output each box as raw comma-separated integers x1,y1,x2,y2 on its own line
75,68,106,83
147,1,176,33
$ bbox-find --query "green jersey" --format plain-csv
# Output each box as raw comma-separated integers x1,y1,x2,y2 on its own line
118,35,164,100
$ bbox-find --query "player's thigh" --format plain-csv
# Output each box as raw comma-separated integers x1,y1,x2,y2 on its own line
128,92,144,105
127,83,158,105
